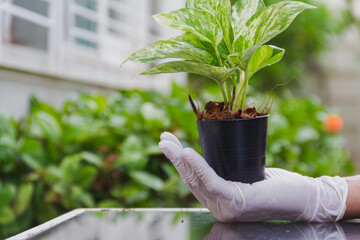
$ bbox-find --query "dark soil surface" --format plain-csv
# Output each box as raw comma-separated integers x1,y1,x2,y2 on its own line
195,101,265,121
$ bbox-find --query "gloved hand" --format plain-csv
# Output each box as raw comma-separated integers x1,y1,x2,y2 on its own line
159,132,348,223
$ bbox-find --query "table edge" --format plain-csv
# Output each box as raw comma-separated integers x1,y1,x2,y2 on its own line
7,208,210,240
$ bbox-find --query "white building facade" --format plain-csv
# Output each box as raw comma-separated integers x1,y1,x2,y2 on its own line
0,0,185,118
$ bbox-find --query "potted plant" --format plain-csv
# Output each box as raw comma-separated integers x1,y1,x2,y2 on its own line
122,0,315,183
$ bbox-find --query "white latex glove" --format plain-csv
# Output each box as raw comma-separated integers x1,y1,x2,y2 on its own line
159,132,348,223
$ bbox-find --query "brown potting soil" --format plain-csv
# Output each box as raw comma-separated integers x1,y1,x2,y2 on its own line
195,101,265,121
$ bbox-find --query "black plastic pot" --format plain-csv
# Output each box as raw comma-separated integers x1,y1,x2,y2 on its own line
197,115,268,183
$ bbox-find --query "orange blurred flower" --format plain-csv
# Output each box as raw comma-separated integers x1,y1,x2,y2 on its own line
324,114,344,133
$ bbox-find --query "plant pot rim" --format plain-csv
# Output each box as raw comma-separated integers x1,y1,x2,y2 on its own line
196,114,269,123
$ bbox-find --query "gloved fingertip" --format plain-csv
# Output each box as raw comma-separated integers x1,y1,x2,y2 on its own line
160,132,183,148
160,132,171,141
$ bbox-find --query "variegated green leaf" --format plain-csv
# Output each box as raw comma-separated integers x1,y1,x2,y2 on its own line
228,45,284,77
153,8,223,47
174,32,226,62
247,45,285,77
231,0,265,39
173,32,214,52
123,39,216,65
123,0,314,108
231,35,252,55
228,44,260,70
140,61,237,85
244,1,315,46
186,0,233,51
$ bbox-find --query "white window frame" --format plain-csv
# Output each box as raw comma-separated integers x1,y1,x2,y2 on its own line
67,0,98,50
0,0,58,71
0,0,185,90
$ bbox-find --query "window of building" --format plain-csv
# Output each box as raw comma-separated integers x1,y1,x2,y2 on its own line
1,0,50,51
75,37,97,49
107,0,135,37
9,16,48,51
108,7,123,36
13,0,48,16
75,0,97,11
0,0,179,89
108,8,121,22
69,0,98,49
75,15,97,32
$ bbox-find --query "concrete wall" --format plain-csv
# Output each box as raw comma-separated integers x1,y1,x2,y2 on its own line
0,67,112,119
0,65,186,119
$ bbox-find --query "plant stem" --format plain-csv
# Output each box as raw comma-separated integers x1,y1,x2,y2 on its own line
219,82,228,106
224,80,231,108
233,70,243,110
240,71,249,111
230,72,238,111
232,72,238,94
214,46,222,67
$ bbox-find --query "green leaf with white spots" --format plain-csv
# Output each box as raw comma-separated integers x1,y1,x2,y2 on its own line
247,45,285,77
186,0,233,51
228,45,284,77
153,8,223,47
242,1,316,46
231,0,265,39
123,39,216,65
174,33,229,62
173,32,214,52
228,44,261,70
140,61,238,85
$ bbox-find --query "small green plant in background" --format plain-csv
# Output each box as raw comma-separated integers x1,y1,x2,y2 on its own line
0,83,354,238
123,0,315,111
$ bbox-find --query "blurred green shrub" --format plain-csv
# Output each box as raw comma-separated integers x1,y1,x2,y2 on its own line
0,83,354,238
0,83,198,237
267,97,354,177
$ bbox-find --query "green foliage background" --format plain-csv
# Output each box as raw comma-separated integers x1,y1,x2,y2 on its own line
0,83,354,238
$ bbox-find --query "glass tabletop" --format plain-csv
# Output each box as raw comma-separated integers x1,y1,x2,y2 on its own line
7,208,360,240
